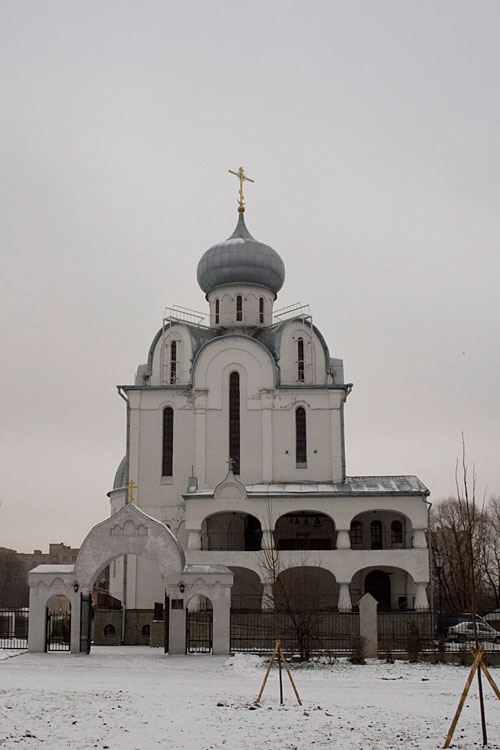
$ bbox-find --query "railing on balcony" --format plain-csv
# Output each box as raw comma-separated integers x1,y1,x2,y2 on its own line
275,532,335,551
200,532,262,551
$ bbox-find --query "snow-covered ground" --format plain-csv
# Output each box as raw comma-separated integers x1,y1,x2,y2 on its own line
1,647,500,749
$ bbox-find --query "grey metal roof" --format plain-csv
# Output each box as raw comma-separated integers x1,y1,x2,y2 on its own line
188,476,429,498
197,213,285,295
113,455,129,489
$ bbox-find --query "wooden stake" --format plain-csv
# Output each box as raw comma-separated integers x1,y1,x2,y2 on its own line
444,650,482,748
480,660,500,702
256,641,279,704
256,640,302,706
279,647,302,705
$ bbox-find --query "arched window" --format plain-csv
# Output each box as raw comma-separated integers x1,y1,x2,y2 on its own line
371,520,382,550
229,372,240,474
141,624,151,636
350,520,362,546
162,407,174,477
170,341,177,384
259,297,264,324
295,407,307,467
236,295,243,321
104,624,115,635
297,337,305,382
215,298,220,324
391,520,403,545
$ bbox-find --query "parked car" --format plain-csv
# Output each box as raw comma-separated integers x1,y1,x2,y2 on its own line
447,621,500,644
435,612,488,638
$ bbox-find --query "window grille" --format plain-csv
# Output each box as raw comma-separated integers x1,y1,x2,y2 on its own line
371,520,382,549
350,521,362,545
229,372,240,474
162,407,174,477
296,407,307,466
170,341,177,384
391,520,403,544
236,295,243,321
297,337,305,381
259,297,264,324
215,299,220,324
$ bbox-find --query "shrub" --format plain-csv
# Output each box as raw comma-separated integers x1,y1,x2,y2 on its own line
349,635,366,664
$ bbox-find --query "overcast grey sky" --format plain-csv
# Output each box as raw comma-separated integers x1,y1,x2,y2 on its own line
1,1,499,552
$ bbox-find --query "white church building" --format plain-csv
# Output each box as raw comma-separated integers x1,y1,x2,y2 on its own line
107,177,431,623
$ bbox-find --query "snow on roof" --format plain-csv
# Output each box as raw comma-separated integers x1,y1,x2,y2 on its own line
188,475,429,498
29,564,75,574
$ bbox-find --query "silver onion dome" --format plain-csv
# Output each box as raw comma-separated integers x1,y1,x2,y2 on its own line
197,213,285,296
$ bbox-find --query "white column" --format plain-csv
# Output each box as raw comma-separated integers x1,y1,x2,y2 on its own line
195,408,206,487
412,528,427,549
336,528,351,549
187,530,202,550
261,581,274,609
261,529,274,550
261,392,273,481
338,582,352,611
415,582,429,610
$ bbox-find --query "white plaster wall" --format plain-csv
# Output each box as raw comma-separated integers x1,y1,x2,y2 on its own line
149,323,193,386
277,320,328,385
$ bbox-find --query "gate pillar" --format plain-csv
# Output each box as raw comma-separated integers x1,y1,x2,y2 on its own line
212,587,231,655
168,600,187,654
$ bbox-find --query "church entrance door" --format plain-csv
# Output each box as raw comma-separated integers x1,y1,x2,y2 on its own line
365,570,391,610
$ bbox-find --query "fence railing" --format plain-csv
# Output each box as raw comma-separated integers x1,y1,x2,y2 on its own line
0,608,29,649
201,533,261,551
230,609,359,657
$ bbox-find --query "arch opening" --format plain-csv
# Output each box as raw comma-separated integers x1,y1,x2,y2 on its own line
275,511,335,550
350,511,411,550
201,512,262,551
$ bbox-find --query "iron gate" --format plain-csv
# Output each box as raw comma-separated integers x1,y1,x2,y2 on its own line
0,608,29,649
186,609,213,653
46,610,71,651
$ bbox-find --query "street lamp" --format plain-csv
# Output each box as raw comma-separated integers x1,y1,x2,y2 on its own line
435,554,443,612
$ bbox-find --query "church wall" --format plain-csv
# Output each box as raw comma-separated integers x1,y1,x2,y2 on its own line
149,323,193,386
277,320,328,385
270,389,345,482
207,284,274,328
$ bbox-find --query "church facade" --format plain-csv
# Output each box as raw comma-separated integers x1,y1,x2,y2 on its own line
107,190,431,619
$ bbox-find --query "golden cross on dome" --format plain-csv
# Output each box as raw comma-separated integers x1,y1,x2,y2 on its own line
127,480,137,504
228,167,254,212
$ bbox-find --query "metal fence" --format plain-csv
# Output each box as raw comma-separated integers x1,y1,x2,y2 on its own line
377,611,435,656
230,609,360,657
0,608,29,649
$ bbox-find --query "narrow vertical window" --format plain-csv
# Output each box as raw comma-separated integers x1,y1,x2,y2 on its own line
162,407,174,476
229,372,240,474
169,341,177,384
391,520,403,545
215,299,220,324
297,337,305,382
259,297,264,324
350,521,362,545
236,295,243,321
371,520,382,550
296,407,307,466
